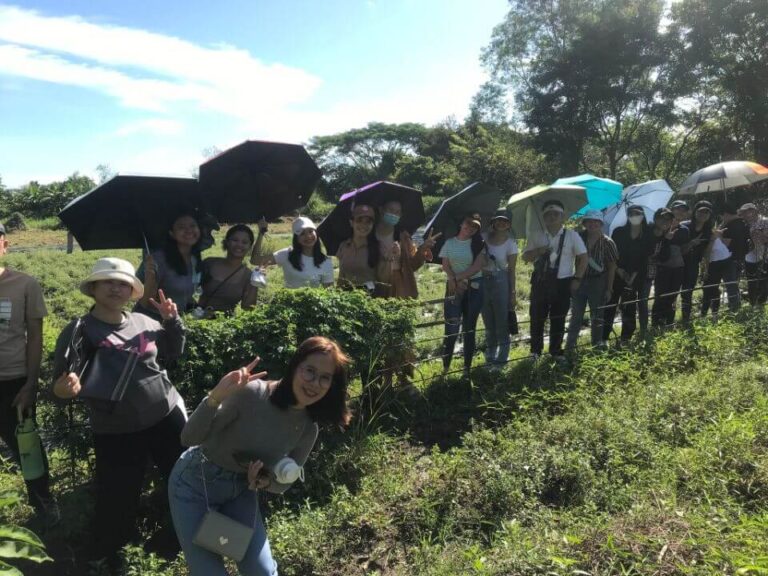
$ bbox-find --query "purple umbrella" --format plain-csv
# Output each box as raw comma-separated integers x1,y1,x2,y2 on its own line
318,181,425,255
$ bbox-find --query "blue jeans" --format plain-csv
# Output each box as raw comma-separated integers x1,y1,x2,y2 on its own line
443,278,484,369
566,274,608,349
481,271,510,364
169,447,277,576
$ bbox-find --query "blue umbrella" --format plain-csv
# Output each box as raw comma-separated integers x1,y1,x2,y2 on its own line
554,174,622,215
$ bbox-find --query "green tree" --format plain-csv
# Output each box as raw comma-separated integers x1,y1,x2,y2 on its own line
308,122,429,200
667,0,768,164
481,0,669,180
9,173,95,218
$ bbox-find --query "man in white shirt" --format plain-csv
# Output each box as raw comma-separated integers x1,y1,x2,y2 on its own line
523,200,588,359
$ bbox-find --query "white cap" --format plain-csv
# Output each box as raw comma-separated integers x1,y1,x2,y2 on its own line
292,217,317,235
582,210,604,223
80,257,144,299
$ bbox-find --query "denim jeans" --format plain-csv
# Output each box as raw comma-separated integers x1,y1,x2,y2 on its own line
443,278,484,369
702,257,741,316
481,271,511,364
169,447,277,576
566,274,607,349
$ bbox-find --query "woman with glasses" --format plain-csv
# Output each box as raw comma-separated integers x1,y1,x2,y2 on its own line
168,336,352,575
481,210,518,367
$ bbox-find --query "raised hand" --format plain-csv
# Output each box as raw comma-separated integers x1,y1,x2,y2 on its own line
53,372,81,399
209,357,268,403
149,289,178,321
257,217,268,235
421,230,442,250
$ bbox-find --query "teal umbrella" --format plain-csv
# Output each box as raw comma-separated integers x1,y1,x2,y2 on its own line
554,174,622,215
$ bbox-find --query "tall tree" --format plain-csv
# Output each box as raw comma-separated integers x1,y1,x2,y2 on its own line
308,122,429,200
668,0,768,164
481,0,669,180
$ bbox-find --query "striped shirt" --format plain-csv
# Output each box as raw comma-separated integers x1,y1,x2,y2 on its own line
581,233,619,278
439,237,482,279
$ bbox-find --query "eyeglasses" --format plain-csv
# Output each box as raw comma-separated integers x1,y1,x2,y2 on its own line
298,364,333,387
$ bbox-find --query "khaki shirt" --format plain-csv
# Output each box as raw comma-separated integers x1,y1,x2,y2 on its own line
0,269,47,380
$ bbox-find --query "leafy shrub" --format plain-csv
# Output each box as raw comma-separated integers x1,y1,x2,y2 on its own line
169,288,417,404
0,492,51,573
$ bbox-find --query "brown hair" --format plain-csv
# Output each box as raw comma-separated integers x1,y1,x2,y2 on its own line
270,336,352,427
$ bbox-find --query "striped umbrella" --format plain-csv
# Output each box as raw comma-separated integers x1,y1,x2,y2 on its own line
679,161,768,196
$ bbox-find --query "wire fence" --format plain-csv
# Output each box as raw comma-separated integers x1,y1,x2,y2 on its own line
32,271,763,488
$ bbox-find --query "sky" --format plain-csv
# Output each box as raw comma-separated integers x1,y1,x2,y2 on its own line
0,0,509,188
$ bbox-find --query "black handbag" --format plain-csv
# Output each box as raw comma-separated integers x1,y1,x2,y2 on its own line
531,231,567,302
64,316,138,404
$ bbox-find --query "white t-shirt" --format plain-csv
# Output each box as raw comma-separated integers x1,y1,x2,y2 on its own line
482,236,518,271
524,228,587,279
709,237,731,263
274,248,334,288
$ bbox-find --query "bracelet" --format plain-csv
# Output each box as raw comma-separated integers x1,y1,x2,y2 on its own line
206,394,221,408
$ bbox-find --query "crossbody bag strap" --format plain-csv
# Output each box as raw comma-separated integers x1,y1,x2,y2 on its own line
199,452,259,528
198,264,245,307
552,229,567,272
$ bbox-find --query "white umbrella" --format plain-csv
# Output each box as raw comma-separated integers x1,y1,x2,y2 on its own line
679,161,768,196
603,179,674,234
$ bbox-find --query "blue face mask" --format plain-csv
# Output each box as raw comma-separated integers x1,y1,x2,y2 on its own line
382,212,401,226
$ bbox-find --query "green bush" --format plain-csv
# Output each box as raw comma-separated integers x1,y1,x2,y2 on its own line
169,288,417,404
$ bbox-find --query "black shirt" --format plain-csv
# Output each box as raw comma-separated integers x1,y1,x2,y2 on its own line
722,217,749,262
680,220,712,263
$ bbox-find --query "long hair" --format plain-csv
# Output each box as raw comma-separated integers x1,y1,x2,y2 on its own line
164,210,203,276
269,336,352,427
287,233,328,271
221,224,255,252
366,228,381,269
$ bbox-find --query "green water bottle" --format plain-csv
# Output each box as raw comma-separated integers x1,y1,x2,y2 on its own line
15,407,45,481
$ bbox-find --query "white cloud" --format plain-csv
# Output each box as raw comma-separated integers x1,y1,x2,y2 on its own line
113,118,186,137
0,4,322,118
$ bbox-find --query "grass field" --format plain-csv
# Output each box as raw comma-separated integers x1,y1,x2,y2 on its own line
1,221,762,576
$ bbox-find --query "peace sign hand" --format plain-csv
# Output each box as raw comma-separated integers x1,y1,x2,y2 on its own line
210,357,268,403
148,289,178,321
422,230,442,250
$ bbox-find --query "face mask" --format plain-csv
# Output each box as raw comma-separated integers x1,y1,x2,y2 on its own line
628,215,644,225
382,213,401,226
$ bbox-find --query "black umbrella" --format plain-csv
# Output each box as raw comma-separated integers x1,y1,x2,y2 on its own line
423,182,502,260
317,181,426,256
58,175,203,251
198,140,321,223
